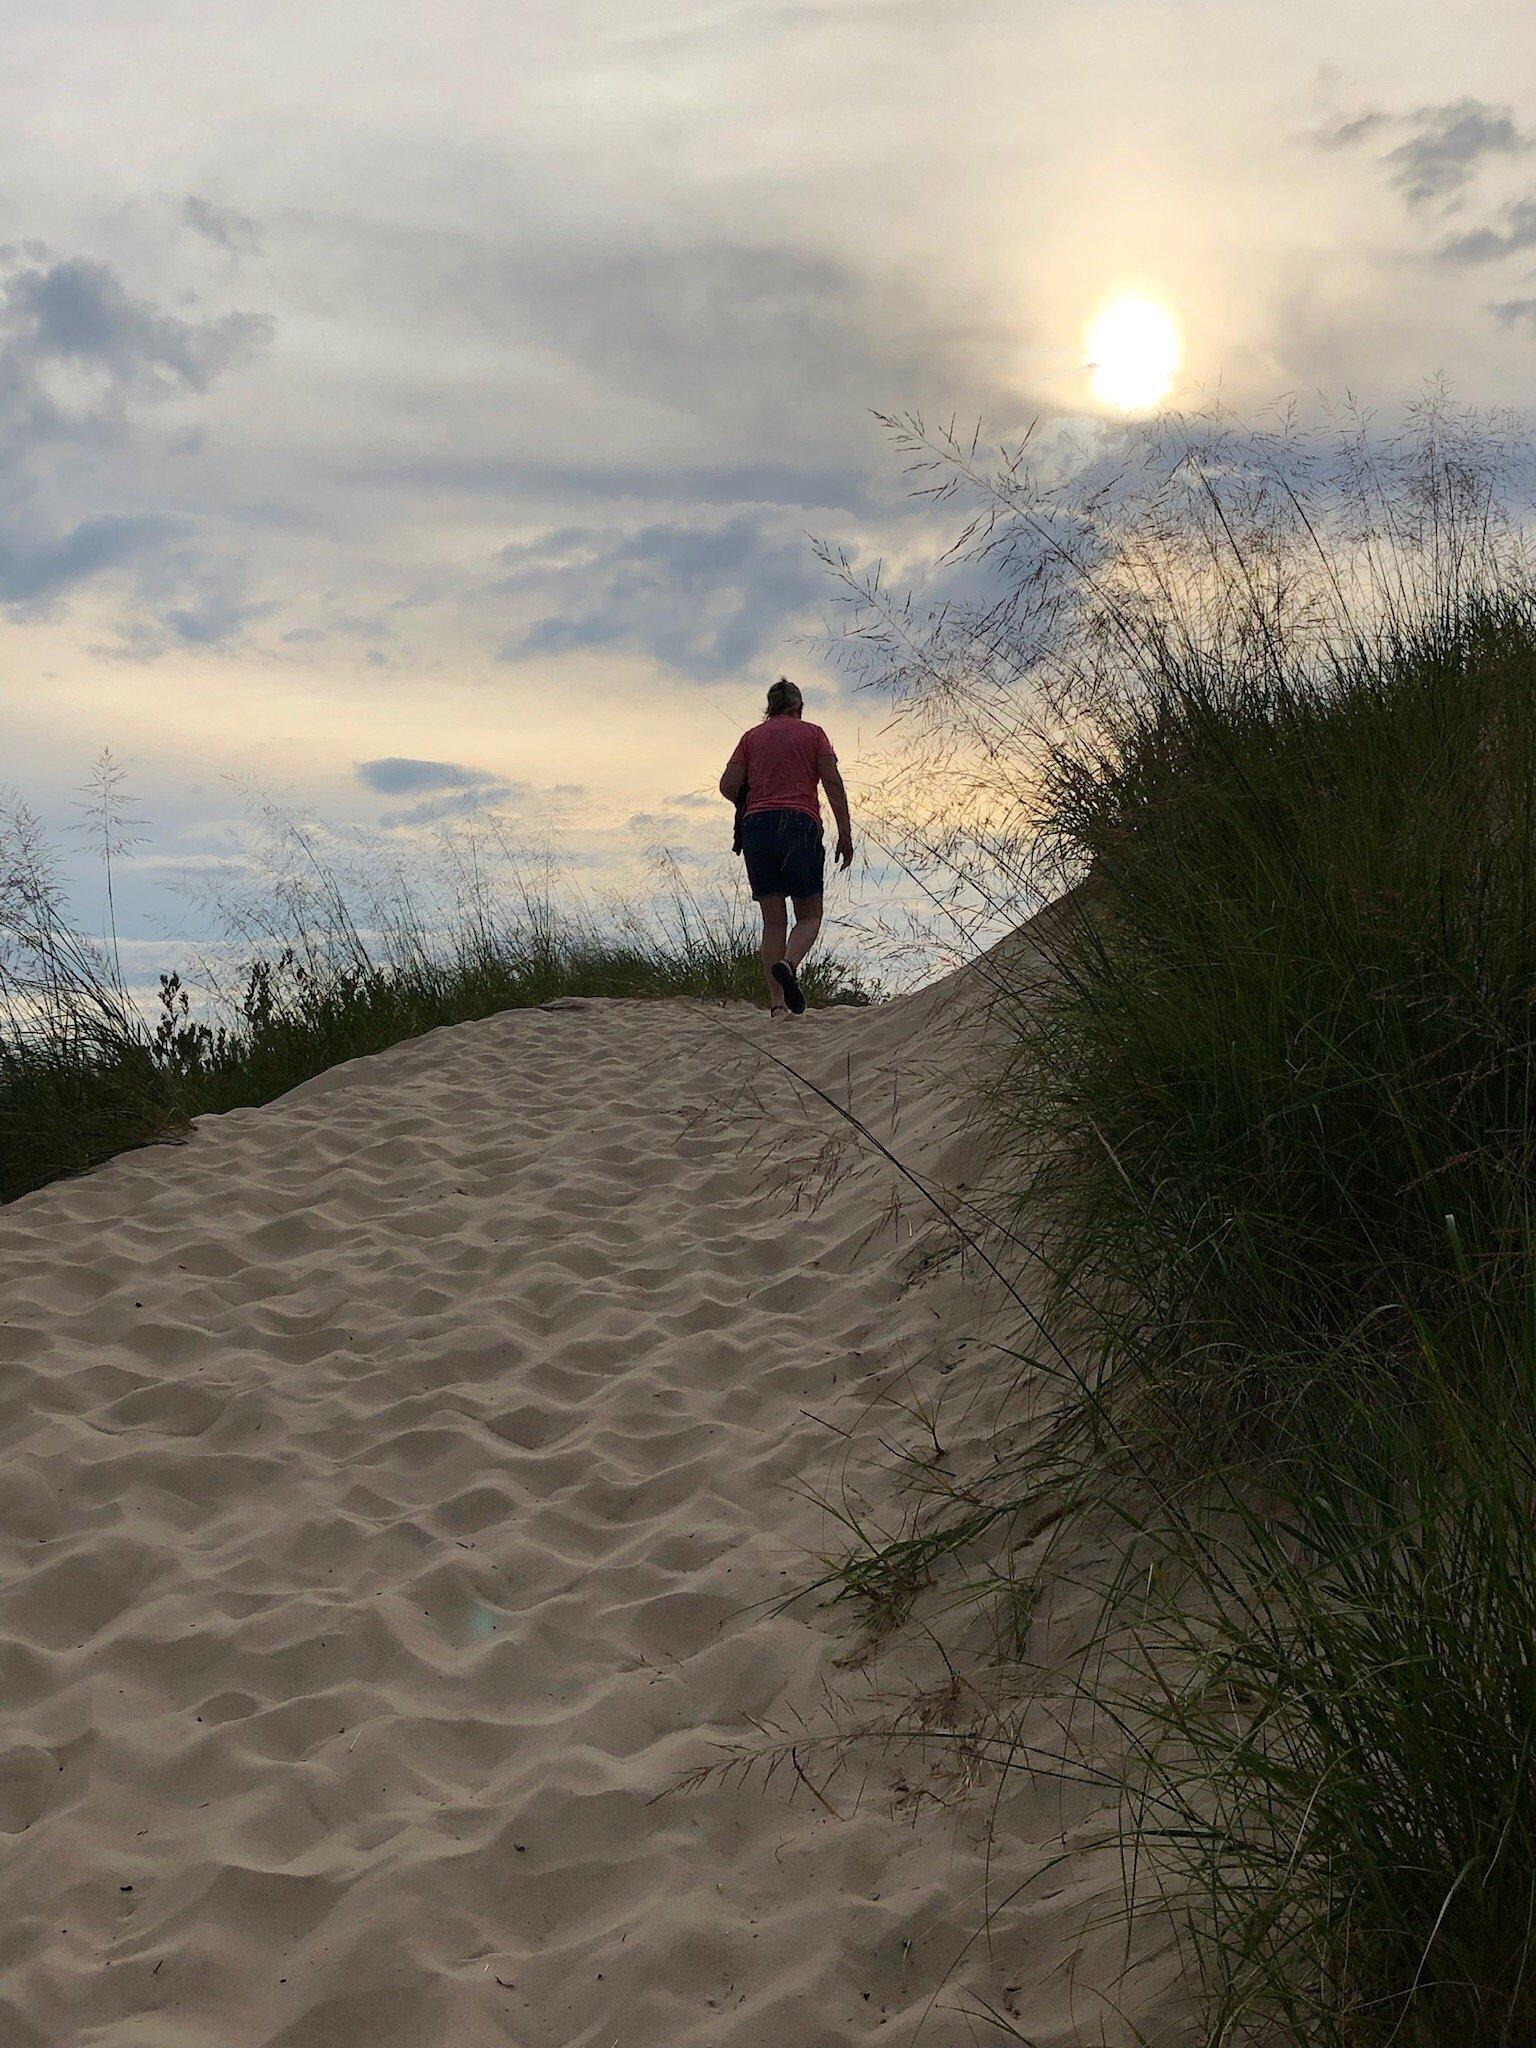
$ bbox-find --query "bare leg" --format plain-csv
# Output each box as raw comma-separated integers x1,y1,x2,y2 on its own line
786,894,823,973
759,895,788,1009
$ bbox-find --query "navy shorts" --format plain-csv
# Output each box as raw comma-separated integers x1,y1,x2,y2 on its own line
740,808,825,902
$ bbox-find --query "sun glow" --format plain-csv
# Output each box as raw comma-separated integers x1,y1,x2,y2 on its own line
1085,291,1182,412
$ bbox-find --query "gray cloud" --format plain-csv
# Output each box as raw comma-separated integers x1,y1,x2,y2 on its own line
156,587,272,649
0,245,277,644
493,511,826,680
483,239,924,428
1318,98,1528,212
345,452,874,519
0,214,963,678
182,196,261,258
0,496,269,652
380,790,519,827
357,756,506,797
1385,101,1526,208
310,216,1016,493
355,757,540,827
1492,296,1536,330
83,537,275,661
1439,197,1536,264
1314,94,1536,301
0,510,181,606
0,175,1010,690
1315,110,1389,152
2,254,272,398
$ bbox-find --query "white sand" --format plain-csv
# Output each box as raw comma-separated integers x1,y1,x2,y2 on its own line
0,949,1171,2046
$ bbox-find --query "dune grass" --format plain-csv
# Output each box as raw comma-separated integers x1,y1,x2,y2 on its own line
0,796,874,1205
820,401,1536,2043
1015,589,1536,1459
1025,589,1536,2043
1107,1352,1536,2048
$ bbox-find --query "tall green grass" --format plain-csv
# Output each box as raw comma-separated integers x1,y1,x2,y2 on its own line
1110,1353,1536,2048
0,791,873,1204
819,401,1536,2043
1022,589,1536,2042
1017,591,1536,1457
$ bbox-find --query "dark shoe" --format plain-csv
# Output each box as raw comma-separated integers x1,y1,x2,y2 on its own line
771,960,806,1015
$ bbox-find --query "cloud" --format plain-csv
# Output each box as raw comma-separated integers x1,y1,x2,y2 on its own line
1492,296,1536,330
1317,98,1528,211
378,789,515,826
357,756,507,796
1315,110,1388,151
182,195,261,258
0,498,269,653
493,510,825,680
1,254,272,398
1384,100,1526,208
314,219,1015,497
156,588,272,648
629,792,724,836
355,756,533,827
83,539,275,660
345,452,874,518
0,510,182,606
0,210,986,683
1438,196,1536,263
1312,99,1536,283
0,245,278,645
481,239,925,429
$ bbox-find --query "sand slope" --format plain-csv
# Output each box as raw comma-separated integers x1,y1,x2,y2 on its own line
0,955,1150,2048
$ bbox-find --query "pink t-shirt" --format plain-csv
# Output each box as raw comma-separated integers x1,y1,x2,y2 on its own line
727,718,836,822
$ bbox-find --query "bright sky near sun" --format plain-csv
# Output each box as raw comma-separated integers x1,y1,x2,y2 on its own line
2,0,1534,939
1086,294,1184,412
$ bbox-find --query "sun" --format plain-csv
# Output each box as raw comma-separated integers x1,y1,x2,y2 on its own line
1085,291,1182,412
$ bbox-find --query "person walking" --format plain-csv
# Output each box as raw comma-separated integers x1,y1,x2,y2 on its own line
719,678,853,1017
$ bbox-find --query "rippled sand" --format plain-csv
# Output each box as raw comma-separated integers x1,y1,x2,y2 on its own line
0,948,1169,2047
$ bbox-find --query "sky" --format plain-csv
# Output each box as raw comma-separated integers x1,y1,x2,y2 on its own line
2,0,1534,953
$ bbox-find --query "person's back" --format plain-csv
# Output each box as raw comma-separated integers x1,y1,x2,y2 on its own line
733,715,829,823
719,676,853,1018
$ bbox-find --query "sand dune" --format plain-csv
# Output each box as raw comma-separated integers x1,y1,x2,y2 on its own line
0,945,1161,2047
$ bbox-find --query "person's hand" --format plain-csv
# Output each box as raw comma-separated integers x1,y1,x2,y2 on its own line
835,835,854,871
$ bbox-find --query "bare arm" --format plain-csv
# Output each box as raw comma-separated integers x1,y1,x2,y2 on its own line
819,755,854,868
719,759,746,801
